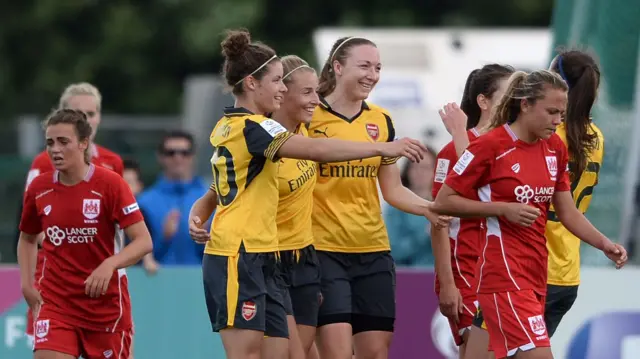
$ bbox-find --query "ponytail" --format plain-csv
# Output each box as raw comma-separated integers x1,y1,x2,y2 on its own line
460,70,481,129
317,62,336,98
489,71,528,129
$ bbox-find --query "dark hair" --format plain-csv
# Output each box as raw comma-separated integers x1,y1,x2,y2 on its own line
123,158,141,176
281,55,316,84
158,130,195,153
44,109,93,164
400,146,438,188
460,64,515,129
221,28,278,95
318,37,377,97
490,70,568,129
550,49,601,179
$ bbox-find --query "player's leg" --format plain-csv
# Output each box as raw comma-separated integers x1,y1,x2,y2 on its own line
32,313,82,359
351,252,395,359
78,329,133,359
289,245,323,355
308,341,320,359
445,292,477,359
316,251,353,359
262,253,290,359
202,252,267,359
478,291,552,359
463,307,491,359
543,284,578,338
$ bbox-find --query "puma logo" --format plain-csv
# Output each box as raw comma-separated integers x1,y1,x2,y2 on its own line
314,127,329,138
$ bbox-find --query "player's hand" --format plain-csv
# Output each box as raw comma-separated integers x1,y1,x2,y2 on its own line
143,256,160,276
380,138,427,163
85,258,116,298
439,284,464,323
162,209,180,240
22,285,43,318
425,206,452,229
439,102,468,136
502,203,541,226
189,216,209,244
603,241,628,269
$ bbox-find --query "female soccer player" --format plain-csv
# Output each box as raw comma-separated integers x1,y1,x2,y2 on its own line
18,109,153,359
544,49,604,337
197,29,433,359
432,64,514,359
23,83,125,346
309,36,448,359
433,70,627,359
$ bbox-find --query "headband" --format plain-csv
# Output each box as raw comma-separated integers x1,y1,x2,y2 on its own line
557,56,571,88
283,65,312,80
329,36,367,61
235,55,278,86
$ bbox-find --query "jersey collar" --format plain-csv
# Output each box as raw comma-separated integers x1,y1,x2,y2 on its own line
318,97,369,123
223,107,254,117
53,163,96,184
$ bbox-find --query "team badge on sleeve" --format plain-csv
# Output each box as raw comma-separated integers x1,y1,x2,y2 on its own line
365,123,379,140
260,119,287,137
453,150,475,175
123,203,140,215
434,159,450,183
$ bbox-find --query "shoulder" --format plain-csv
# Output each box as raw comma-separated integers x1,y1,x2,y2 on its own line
245,116,288,137
93,166,126,188
546,133,568,151
589,123,605,141
366,102,391,117
31,151,52,171
26,171,54,195
436,141,457,161
96,145,121,160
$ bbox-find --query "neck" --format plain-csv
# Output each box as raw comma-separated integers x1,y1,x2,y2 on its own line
59,162,90,186
475,114,492,134
234,99,262,116
271,110,299,132
325,90,362,118
509,121,538,143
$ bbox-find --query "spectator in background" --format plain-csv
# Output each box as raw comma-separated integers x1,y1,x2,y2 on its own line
385,146,438,267
138,130,208,269
123,158,144,196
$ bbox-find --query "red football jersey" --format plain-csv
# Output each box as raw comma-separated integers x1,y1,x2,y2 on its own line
432,129,484,294
20,165,143,332
25,144,124,190
445,124,570,295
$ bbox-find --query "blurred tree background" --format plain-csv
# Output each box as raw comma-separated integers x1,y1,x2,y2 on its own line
0,0,553,118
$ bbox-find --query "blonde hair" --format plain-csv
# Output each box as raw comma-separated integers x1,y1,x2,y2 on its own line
488,70,568,130
58,83,102,111
281,55,315,84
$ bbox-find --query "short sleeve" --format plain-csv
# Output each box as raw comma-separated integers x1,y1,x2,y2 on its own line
553,138,571,192
25,155,51,191
244,119,294,162
381,113,400,165
19,187,42,235
444,138,493,197
432,142,457,198
209,180,217,193
111,176,144,229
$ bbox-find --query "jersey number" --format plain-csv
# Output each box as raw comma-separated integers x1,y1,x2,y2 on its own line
212,146,238,205
547,161,600,222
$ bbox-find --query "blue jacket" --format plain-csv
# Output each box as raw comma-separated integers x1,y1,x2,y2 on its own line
138,176,209,265
384,205,435,268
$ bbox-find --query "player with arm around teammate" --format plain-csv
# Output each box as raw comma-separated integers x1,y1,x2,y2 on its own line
18,109,152,359
432,64,514,359
433,70,626,359
198,29,434,359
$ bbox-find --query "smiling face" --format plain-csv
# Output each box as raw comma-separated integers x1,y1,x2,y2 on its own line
521,86,568,139
281,70,320,124
249,61,288,115
334,44,381,101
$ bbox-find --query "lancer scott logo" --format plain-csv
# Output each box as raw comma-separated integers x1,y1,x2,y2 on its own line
46,226,97,246
514,185,554,204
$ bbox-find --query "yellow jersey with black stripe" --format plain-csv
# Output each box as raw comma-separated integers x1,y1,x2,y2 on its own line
308,99,399,253
546,122,604,285
205,107,293,256
276,124,317,251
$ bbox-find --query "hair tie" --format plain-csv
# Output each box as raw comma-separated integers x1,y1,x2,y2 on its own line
557,56,572,88
283,65,312,80
235,55,278,86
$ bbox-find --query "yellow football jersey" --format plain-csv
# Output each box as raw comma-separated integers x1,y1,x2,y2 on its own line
308,98,399,253
546,122,604,286
276,125,317,251
205,107,293,256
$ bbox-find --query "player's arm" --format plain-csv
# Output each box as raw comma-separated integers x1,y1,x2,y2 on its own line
189,185,218,244
245,119,426,164
17,232,39,291
17,186,45,310
439,102,470,157
378,164,435,216
113,221,153,269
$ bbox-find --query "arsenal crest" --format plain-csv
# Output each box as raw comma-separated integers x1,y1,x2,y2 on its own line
83,199,101,220
242,301,257,321
366,123,379,140
545,156,558,179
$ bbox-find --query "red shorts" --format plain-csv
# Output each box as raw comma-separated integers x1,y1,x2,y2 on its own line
477,290,550,359
33,314,132,359
439,291,478,346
